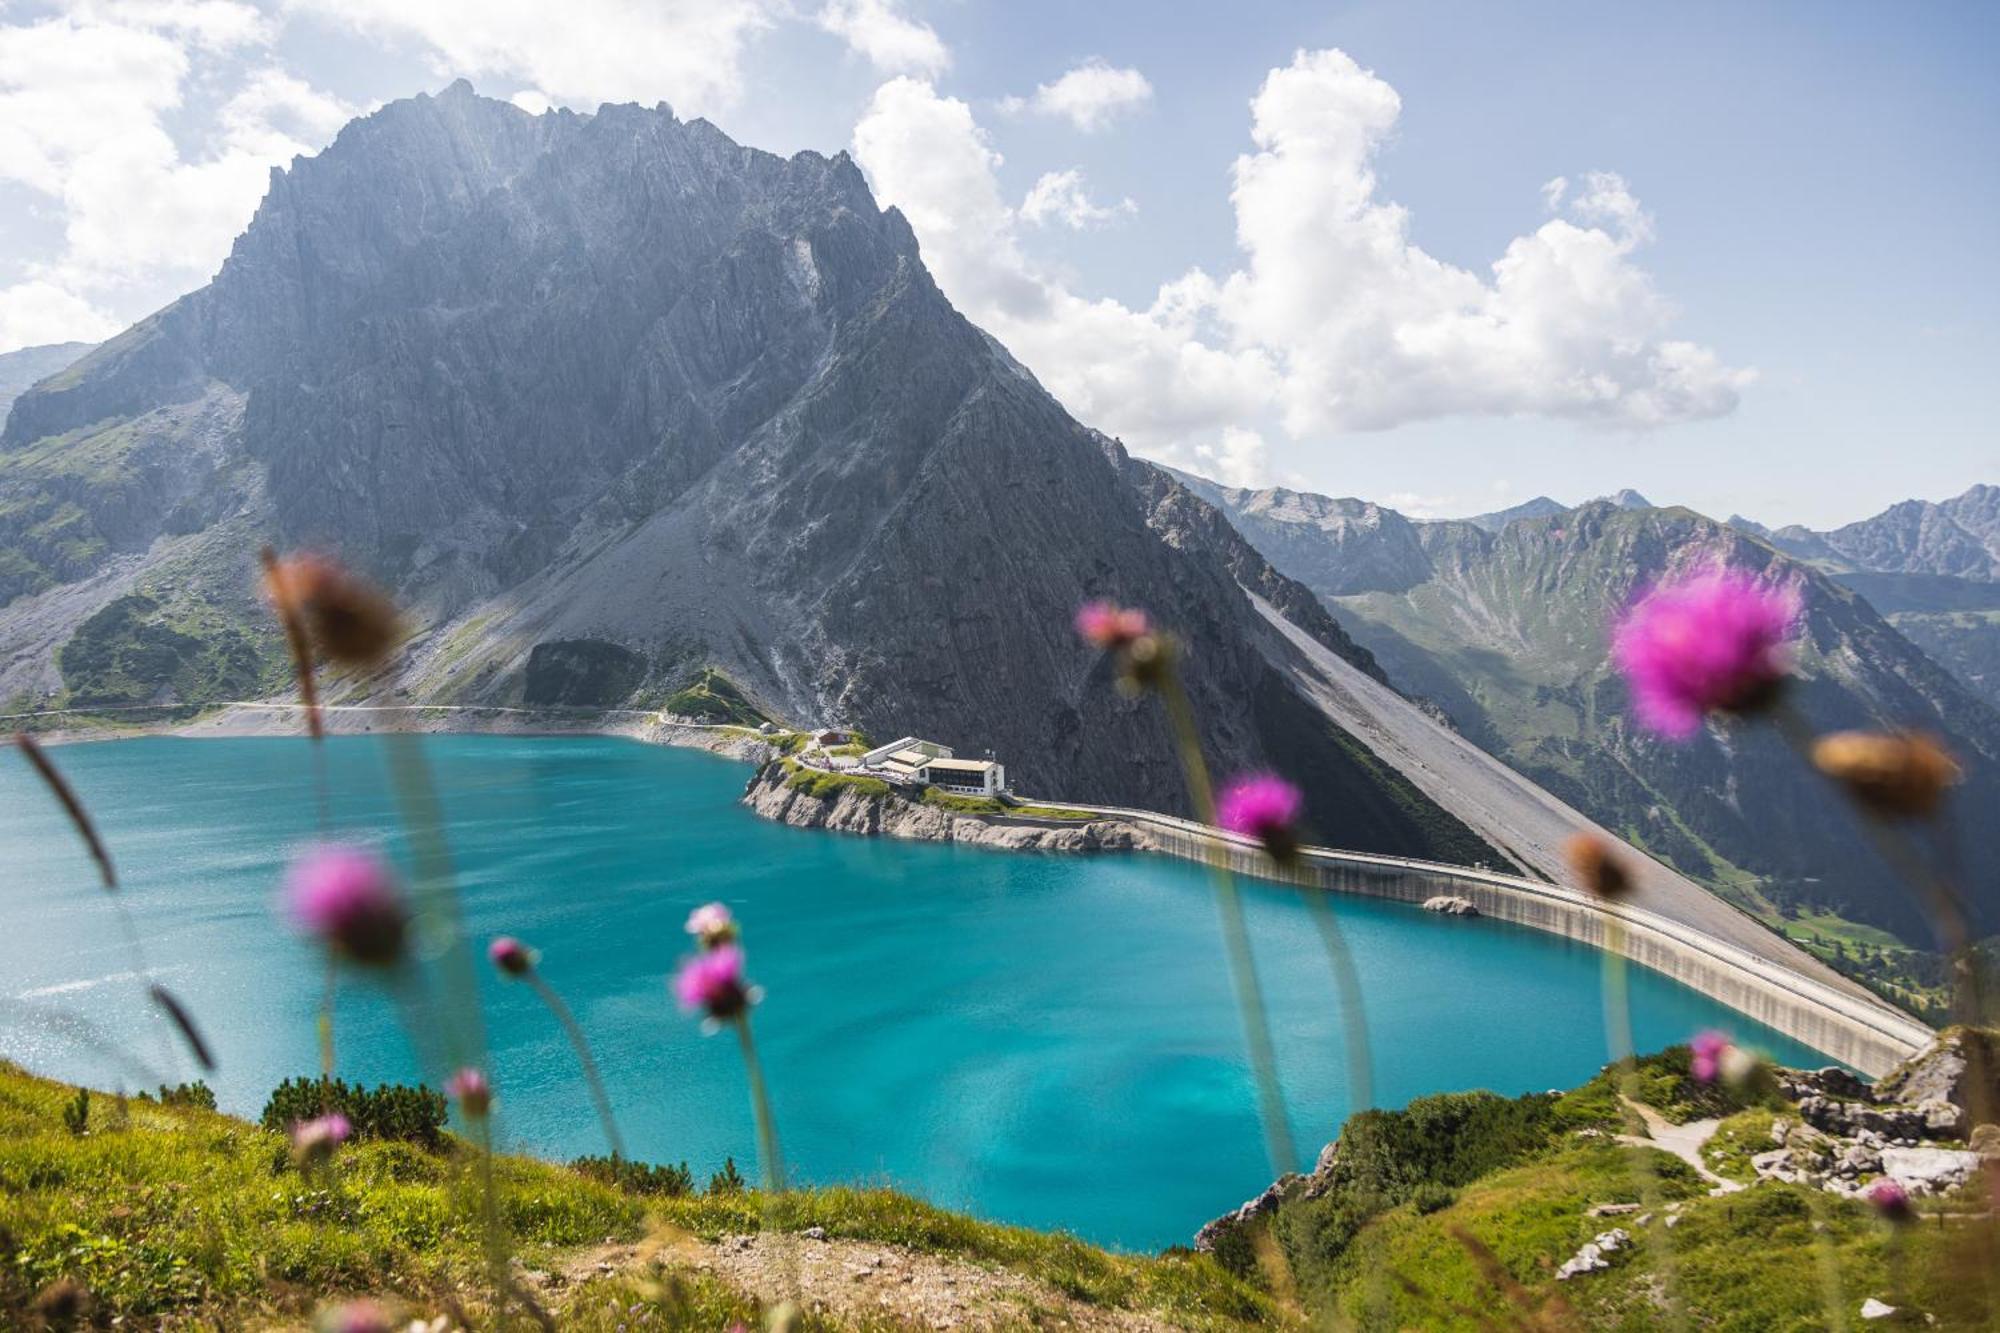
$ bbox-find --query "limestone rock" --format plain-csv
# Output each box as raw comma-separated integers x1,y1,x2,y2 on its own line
1878,1145,1982,1196
1555,1228,1630,1281
1422,894,1479,916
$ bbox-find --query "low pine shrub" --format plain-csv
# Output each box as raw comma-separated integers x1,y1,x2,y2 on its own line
259,1077,447,1150
707,1157,747,1195
571,1154,694,1197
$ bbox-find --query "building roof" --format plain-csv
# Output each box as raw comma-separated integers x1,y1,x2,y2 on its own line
923,758,997,773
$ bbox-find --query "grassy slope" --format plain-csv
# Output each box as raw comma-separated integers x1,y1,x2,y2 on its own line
7,1044,1995,1329
1236,1046,1997,1331
0,1062,1267,1330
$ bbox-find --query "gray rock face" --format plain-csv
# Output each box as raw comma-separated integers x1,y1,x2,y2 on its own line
0,342,94,433
739,761,1157,853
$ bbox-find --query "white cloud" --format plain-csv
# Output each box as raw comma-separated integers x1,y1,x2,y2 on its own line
0,13,355,352
1002,58,1152,132
816,0,947,76
1019,169,1133,230
290,0,777,117
854,77,1275,455
0,278,124,352
853,50,1748,467
1193,427,1271,489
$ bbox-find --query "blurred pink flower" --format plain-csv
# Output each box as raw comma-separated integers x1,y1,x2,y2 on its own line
1864,1176,1913,1222
1612,569,1799,738
446,1067,492,1117
685,902,738,948
290,1112,351,1166
488,935,535,977
314,1299,393,1333
1218,774,1305,863
285,845,407,966
674,944,752,1022
1689,1029,1731,1083
1075,601,1150,652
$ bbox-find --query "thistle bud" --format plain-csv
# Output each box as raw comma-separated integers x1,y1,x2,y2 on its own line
1811,731,1960,820
262,552,401,667
1564,833,1633,900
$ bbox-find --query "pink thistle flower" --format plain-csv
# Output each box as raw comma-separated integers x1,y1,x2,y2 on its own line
685,902,738,949
445,1067,492,1117
314,1300,393,1333
1864,1177,1913,1222
488,935,535,977
674,944,753,1023
1218,774,1305,863
1689,1029,1731,1083
285,845,408,966
1075,600,1150,652
290,1112,352,1166
1612,569,1799,738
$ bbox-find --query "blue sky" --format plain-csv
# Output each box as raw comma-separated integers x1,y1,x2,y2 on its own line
0,1,1992,529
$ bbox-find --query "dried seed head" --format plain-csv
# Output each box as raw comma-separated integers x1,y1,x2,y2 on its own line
263,552,401,666
1564,833,1633,900
1119,632,1174,693
1811,730,1961,820
31,1277,89,1327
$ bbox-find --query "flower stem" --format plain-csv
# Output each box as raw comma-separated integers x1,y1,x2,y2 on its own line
735,1015,786,1193
1157,666,1297,1178
1602,917,1687,1333
1305,892,1373,1115
529,972,625,1160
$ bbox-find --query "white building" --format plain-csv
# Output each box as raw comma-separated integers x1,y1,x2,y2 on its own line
915,756,1006,797
859,736,1006,797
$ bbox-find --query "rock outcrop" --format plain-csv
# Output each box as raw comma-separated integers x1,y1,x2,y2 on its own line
740,762,1158,853
1422,895,1479,916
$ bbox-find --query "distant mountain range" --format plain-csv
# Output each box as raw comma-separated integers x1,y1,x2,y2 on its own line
0,342,92,428
1183,478,2000,943
1728,486,2000,708
1464,488,1652,534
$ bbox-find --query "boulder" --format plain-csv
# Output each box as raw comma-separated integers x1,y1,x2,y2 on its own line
1421,895,1479,917
1872,1028,2000,1138
1879,1145,1982,1196
1555,1228,1630,1281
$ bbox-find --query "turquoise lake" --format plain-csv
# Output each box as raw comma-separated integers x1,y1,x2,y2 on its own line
0,734,1833,1251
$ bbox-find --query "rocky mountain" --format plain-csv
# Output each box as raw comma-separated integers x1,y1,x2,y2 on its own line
0,82,1527,872
1464,495,1566,533
1729,486,2000,709
0,342,93,431
1190,481,2000,943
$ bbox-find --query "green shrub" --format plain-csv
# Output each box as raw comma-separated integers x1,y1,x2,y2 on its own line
259,1077,447,1150
1410,1181,1456,1215
61,1088,89,1137
707,1157,747,1195
571,1154,694,1197
782,763,890,801
139,1081,216,1110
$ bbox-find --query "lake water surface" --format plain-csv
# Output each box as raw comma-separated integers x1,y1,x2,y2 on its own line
0,735,1832,1250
